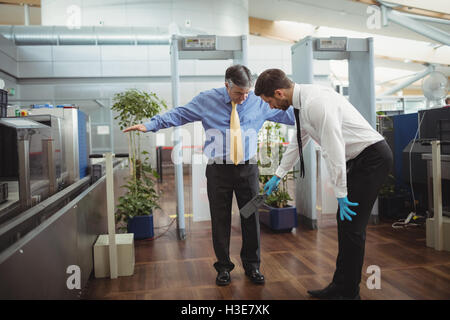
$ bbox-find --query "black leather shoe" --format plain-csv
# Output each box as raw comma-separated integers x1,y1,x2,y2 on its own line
245,268,265,285
216,270,231,286
307,282,342,299
337,293,361,300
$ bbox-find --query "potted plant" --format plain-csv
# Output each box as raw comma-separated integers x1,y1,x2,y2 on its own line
112,88,167,239
257,122,298,233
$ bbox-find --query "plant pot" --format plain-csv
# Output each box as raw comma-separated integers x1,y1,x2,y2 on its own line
259,204,298,233
127,214,154,239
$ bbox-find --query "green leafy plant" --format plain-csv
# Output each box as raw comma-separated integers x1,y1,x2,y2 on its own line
379,174,410,203
257,121,296,208
265,188,292,208
379,174,396,197
111,89,167,227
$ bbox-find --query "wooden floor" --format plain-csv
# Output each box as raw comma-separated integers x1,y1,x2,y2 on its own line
82,170,450,300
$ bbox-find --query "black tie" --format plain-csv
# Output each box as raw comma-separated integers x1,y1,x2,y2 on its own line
294,108,305,178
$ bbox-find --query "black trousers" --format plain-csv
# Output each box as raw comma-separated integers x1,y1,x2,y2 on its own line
205,162,260,273
332,139,393,297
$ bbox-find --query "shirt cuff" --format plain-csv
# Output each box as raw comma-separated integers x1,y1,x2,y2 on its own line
334,186,348,199
143,121,155,132
275,167,288,179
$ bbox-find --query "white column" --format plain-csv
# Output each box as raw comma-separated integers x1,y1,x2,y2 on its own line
24,4,30,26
432,141,443,251
105,152,118,278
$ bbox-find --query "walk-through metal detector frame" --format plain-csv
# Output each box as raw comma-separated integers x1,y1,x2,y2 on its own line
291,36,378,229
170,34,248,239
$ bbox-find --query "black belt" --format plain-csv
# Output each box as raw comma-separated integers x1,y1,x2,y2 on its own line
208,156,257,165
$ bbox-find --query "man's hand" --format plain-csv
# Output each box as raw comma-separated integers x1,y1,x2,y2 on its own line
264,175,281,195
337,197,359,221
123,124,147,133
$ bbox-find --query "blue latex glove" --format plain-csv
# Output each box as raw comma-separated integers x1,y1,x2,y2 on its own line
337,197,359,221
264,176,281,195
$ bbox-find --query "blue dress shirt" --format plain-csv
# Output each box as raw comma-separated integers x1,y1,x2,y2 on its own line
143,86,295,161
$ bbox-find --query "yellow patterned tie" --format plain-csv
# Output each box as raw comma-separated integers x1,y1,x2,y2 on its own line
230,101,243,165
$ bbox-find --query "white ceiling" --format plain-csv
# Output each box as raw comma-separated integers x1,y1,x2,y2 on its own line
248,0,450,86
248,0,450,44
383,0,450,14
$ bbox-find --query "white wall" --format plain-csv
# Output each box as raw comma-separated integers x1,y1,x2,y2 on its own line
1,0,319,166
2,34,325,166
0,35,17,78
248,35,292,75
41,0,248,36
0,35,19,108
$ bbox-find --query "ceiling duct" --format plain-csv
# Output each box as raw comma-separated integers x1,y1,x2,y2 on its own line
0,25,179,46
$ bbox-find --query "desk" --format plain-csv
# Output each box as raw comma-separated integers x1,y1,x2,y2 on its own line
422,142,450,251
422,153,450,218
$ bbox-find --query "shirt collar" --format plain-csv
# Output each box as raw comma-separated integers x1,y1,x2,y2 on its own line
293,83,301,110
223,86,232,104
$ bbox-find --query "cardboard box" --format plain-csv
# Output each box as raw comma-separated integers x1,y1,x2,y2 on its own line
426,217,450,251
94,233,135,278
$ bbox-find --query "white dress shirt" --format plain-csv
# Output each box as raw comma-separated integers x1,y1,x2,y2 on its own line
275,83,384,198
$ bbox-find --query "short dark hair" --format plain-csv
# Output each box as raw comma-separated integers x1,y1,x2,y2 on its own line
254,68,293,97
446,96,450,105
225,64,253,88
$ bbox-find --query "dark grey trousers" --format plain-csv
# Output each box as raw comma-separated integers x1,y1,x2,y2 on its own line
332,139,393,297
206,162,261,273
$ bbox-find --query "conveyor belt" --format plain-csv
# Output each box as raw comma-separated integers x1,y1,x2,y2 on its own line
0,176,90,253
0,159,123,254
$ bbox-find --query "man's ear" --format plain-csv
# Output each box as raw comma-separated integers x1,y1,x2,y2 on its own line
225,82,229,90
273,89,283,99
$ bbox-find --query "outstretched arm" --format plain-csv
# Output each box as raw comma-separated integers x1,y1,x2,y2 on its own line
124,94,204,133
123,123,147,133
